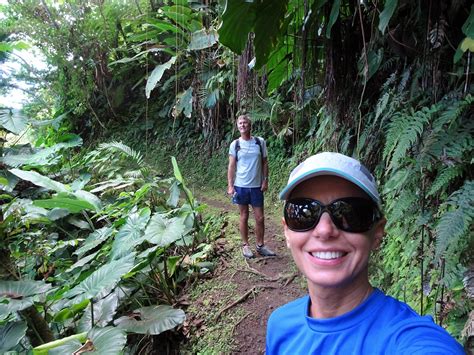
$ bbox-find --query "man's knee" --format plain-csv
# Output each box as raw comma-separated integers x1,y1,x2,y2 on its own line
255,214,264,225
240,209,250,220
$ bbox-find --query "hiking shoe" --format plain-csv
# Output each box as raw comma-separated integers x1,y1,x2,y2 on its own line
242,244,255,259
256,244,276,257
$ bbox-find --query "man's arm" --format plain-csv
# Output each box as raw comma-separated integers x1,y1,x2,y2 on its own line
261,157,268,192
227,155,237,195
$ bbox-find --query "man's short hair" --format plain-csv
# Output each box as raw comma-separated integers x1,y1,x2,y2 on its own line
237,114,251,125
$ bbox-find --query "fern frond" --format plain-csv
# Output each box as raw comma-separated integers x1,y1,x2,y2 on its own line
390,107,433,169
375,92,390,121
98,141,144,166
427,166,463,197
386,189,418,229
434,181,474,261
397,67,411,93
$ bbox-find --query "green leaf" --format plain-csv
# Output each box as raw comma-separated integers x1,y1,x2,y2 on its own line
110,208,151,260
378,0,398,34
144,213,192,246
86,326,127,354
114,305,185,335
0,177,8,186
0,281,52,314
34,332,87,355
78,292,119,331
326,0,341,38
145,56,177,99
0,322,27,353
0,40,30,52
74,227,114,258
254,0,289,68
218,0,256,54
171,156,184,183
188,29,218,50
461,4,474,37
0,108,27,134
167,181,180,208
53,299,90,322
63,254,135,304
9,169,69,193
34,197,96,213
460,37,474,52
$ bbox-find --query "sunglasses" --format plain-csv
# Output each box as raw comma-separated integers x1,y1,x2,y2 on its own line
284,197,382,233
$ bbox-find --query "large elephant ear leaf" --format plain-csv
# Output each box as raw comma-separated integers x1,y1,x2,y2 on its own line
0,108,27,134
218,0,256,54
0,321,27,353
0,280,52,314
144,213,192,246
48,327,126,355
114,305,185,335
63,254,135,305
86,326,127,354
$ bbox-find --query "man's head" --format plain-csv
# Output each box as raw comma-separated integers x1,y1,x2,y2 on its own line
236,114,252,135
279,152,385,290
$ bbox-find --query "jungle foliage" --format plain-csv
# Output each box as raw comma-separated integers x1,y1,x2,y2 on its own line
0,0,473,352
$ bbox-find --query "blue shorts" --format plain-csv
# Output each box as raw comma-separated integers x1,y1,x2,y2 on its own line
232,186,264,207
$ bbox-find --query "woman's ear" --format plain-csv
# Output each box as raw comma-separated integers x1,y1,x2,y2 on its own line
372,217,386,250
282,217,291,248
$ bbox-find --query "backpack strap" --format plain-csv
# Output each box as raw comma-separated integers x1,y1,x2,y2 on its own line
234,139,240,161
234,137,263,162
254,137,263,158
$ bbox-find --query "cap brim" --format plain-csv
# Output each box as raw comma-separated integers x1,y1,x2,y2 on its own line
279,168,380,206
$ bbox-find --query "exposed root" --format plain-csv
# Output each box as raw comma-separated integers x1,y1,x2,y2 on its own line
215,284,278,320
282,272,299,286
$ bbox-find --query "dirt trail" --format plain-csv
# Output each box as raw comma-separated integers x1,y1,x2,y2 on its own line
198,195,306,354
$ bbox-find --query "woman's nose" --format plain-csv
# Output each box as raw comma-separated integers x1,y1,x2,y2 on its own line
310,212,338,239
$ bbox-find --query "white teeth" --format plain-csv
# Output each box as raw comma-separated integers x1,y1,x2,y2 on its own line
311,251,344,260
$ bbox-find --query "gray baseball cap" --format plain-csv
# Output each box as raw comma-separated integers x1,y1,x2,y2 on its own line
279,152,381,207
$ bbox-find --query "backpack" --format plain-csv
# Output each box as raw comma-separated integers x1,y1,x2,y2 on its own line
234,137,263,162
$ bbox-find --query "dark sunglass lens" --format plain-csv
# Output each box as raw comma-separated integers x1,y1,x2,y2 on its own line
285,199,322,231
329,198,377,232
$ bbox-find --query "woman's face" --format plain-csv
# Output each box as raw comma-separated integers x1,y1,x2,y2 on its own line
283,175,385,291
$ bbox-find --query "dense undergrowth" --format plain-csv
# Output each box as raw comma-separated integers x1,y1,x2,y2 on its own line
1,0,473,352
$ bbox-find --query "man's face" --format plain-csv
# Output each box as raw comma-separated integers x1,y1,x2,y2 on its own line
237,117,251,134
283,175,384,292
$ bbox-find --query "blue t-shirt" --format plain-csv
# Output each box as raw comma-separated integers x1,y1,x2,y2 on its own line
266,288,464,354
229,137,267,188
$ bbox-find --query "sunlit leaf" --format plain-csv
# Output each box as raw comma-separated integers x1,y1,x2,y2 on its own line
34,197,96,213
145,56,177,99
9,169,69,193
114,305,185,335
0,108,27,134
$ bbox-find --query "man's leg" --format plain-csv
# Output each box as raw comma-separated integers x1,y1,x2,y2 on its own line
238,204,250,245
253,206,265,246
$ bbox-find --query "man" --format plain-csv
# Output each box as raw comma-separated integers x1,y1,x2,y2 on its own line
266,152,464,354
227,114,276,258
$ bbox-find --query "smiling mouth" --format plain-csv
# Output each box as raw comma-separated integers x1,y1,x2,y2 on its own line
311,251,347,260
